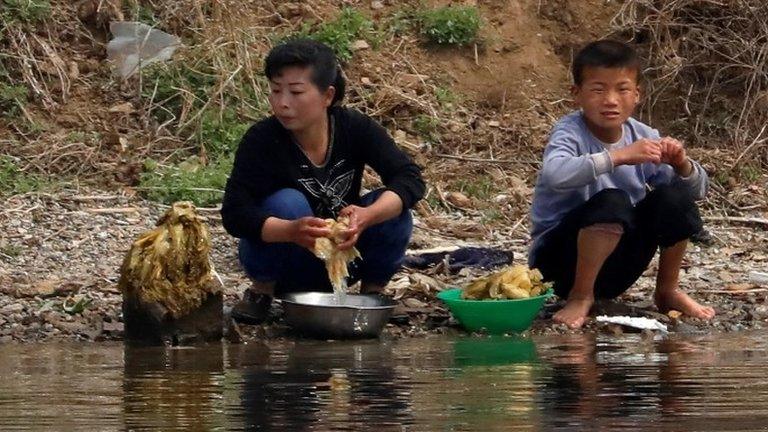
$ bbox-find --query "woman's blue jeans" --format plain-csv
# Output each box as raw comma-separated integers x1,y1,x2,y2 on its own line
238,188,413,294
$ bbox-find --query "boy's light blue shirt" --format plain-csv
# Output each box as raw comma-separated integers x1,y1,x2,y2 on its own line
528,111,708,264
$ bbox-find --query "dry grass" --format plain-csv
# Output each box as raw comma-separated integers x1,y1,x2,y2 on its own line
612,0,768,168
1,0,763,220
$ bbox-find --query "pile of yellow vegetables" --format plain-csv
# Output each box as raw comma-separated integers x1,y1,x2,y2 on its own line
462,265,551,300
118,201,217,318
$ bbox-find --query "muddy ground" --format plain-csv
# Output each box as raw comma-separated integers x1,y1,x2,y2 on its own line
1,189,767,343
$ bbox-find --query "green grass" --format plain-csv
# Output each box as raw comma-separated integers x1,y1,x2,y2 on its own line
0,82,28,117
141,58,268,153
138,53,269,205
141,62,218,124
0,243,21,258
0,155,45,196
1,0,50,24
291,7,375,61
481,208,504,224
425,193,444,210
198,108,251,156
131,3,158,26
451,175,497,200
138,155,232,206
434,86,459,110
738,164,762,182
382,9,418,38
420,6,480,46
412,114,441,143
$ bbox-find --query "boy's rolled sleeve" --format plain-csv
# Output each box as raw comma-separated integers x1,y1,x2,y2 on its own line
540,129,607,191
647,158,708,200
679,158,708,200
590,150,614,176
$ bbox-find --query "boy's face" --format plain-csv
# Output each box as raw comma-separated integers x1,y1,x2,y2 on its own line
572,67,640,138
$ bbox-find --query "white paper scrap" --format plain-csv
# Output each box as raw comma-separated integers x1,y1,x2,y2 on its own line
596,315,668,333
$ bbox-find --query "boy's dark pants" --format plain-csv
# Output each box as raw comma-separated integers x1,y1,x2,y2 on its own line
532,182,703,299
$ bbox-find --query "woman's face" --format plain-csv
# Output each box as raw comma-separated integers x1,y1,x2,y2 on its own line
268,66,335,133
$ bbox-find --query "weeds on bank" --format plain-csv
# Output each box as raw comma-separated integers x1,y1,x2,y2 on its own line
1,0,51,25
452,175,497,200
0,82,27,118
0,155,45,196
419,6,480,46
139,156,231,206
434,86,459,110
138,45,269,204
127,3,158,26
0,0,48,121
383,9,418,39
0,243,21,259
412,115,441,144
293,7,375,61
481,208,503,224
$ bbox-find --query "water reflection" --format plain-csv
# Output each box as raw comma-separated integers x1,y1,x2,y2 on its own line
230,341,412,431
414,337,542,432
1,333,768,431
123,345,225,431
537,334,768,430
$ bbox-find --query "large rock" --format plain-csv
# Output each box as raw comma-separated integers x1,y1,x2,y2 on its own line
122,292,222,345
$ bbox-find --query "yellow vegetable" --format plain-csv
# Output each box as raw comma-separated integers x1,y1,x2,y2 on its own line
313,216,361,293
461,265,551,300
501,283,530,299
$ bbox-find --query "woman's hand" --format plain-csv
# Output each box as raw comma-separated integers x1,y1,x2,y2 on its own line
335,191,404,250
336,205,371,250
262,216,330,249
281,217,331,250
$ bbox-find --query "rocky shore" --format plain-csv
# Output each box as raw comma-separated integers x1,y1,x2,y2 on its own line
1,190,767,343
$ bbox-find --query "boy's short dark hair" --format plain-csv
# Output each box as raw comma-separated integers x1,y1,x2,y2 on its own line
264,39,345,105
572,40,641,86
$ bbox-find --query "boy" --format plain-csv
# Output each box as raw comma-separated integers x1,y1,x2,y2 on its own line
529,40,715,329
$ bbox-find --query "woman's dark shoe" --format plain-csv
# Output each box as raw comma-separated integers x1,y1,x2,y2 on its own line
231,290,273,325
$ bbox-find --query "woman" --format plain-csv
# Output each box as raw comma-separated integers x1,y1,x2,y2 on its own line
221,39,426,324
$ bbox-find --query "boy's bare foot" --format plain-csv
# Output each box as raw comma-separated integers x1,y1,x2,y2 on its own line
553,296,594,329
655,289,715,320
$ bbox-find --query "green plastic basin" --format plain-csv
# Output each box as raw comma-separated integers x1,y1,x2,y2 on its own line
437,288,553,334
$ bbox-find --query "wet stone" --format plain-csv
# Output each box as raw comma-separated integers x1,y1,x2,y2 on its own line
0,304,23,314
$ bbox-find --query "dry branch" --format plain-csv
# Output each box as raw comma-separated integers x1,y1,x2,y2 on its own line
612,0,768,165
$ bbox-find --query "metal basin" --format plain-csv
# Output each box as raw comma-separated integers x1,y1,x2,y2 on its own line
279,292,397,339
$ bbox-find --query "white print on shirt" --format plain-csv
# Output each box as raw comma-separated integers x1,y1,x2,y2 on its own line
298,168,355,215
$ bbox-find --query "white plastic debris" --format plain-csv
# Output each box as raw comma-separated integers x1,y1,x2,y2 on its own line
106,22,181,79
596,315,668,333
749,271,768,285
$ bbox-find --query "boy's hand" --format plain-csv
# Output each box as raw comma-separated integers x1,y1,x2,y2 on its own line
659,137,693,176
611,138,662,166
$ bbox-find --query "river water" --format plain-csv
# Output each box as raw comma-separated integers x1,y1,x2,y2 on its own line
1,332,767,431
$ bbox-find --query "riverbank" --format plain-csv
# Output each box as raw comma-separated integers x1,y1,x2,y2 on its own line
1,189,766,343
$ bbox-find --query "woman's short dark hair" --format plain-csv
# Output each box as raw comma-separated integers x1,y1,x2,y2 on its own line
572,40,642,86
264,39,345,105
